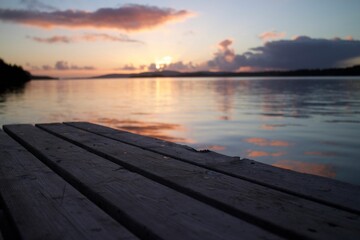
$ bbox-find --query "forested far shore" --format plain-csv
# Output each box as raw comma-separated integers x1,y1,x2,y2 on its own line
0,58,31,84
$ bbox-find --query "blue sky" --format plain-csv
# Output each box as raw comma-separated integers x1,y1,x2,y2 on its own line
0,0,360,77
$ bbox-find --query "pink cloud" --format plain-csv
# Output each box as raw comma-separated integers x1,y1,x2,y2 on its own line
258,30,286,41
219,39,233,49
0,4,193,31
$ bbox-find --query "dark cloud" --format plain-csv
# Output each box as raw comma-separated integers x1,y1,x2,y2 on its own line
147,63,157,71
208,36,360,71
28,33,143,44
165,61,198,71
208,39,246,71
19,0,57,11
40,61,95,71
81,33,143,43
54,61,69,70
148,61,200,72
25,62,40,71
28,35,72,43
115,64,146,71
66,64,95,71
0,4,193,31
41,64,52,70
247,36,360,69
117,64,138,71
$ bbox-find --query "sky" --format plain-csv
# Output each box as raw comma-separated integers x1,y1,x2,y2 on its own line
1,0,360,77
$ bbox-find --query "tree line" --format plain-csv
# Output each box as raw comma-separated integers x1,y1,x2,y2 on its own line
0,58,31,85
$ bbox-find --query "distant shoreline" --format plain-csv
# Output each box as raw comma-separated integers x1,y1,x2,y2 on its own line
92,65,360,79
28,65,360,80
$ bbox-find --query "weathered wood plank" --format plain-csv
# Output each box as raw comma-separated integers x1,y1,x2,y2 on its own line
65,121,360,214
0,130,137,240
4,124,281,240
38,123,360,240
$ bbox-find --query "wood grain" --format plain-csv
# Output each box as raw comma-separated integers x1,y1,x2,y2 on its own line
0,130,137,240
4,124,280,240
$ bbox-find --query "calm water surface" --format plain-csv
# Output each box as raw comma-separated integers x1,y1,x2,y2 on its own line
1,77,360,185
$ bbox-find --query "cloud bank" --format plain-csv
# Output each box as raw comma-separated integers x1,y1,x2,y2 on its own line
113,36,360,73
0,4,193,31
208,36,360,71
28,33,143,44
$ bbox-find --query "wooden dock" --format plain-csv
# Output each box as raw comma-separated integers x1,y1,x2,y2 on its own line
0,122,359,240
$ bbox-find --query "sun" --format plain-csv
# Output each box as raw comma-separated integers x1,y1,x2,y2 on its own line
155,56,172,71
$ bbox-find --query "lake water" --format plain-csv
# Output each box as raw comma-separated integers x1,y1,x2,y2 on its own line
1,77,360,185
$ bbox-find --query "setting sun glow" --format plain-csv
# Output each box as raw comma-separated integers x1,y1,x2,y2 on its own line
155,56,173,71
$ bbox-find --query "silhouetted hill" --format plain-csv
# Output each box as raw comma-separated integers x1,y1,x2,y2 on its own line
93,65,360,79
94,73,132,78
0,58,31,86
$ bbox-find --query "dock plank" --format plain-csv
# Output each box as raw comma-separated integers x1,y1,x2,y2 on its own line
4,124,281,240
38,123,360,240
65,121,360,214
0,130,137,240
